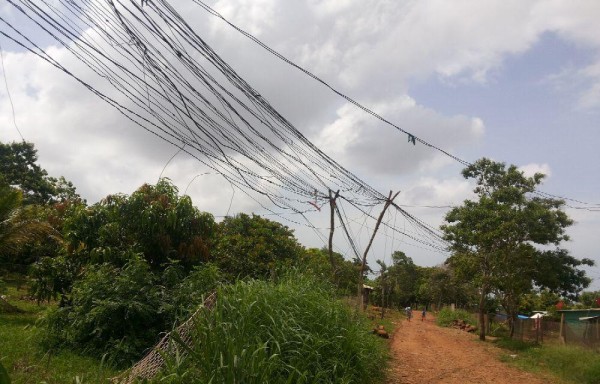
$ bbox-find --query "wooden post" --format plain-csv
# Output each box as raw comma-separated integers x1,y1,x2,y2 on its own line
328,190,340,278
559,312,566,344
380,270,386,319
357,190,400,310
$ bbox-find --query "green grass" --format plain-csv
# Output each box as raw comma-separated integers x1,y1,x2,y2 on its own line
496,338,600,384
151,275,388,384
365,305,400,336
435,307,475,327
0,277,117,383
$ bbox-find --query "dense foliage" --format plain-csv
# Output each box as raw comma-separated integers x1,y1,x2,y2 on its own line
298,247,360,296
0,141,81,274
0,184,59,273
213,213,303,280
371,252,472,311
63,179,215,269
41,257,221,365
577,290,600,308
0,141,55,205
0,141,81,205
153,275,386,384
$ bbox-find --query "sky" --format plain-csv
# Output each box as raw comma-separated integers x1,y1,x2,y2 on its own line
1,0,599,289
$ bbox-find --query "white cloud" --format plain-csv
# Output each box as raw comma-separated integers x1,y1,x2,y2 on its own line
577,61,600,109
402,177,474,207
313,96,484,175
519,163,552,178
199,0,600,107
1,0,600,277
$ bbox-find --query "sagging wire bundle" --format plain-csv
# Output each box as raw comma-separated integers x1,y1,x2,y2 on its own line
0,0,450,253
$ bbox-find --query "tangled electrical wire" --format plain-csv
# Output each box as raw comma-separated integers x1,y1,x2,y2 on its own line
0,0,451,253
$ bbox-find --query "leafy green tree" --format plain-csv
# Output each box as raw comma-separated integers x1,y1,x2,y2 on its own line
0,141,81,206
578,291,600,308
214,213,304,279
370,259,392,316
29,255,80,304
63,179,215,269
0,185,58,267
0,141,81,270
298,248,359,296
386,251,421,308
0,141,54,205
416,265,473,310
519,289,562,314
31,179,215,305
442,158,593,340
47,176,83,204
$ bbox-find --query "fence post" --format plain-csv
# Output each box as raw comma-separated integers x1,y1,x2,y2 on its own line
559,312,566,344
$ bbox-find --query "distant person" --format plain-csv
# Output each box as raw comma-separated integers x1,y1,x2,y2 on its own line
405,307,412,322
421,308,426,322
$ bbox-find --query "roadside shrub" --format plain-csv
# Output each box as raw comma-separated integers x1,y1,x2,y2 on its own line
166,263,221,321
40,257,221,366
29,255,80,304
153,275,386,384
436,307,474,327
42,257,164,365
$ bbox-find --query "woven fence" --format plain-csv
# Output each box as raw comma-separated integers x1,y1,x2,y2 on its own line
512,318,560,343
114,292,217,383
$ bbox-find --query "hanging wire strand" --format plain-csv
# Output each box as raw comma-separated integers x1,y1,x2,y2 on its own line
0,40,24,141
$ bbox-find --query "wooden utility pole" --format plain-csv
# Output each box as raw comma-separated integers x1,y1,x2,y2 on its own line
357,190,400,310
328,190,340,278
380,269,386,319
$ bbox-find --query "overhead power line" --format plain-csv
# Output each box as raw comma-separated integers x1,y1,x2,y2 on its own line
0,40,25,141
190,0,599,211
190,0,471,167
0,0,453,256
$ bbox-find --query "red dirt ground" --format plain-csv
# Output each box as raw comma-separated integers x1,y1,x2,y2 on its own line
385,316,555,383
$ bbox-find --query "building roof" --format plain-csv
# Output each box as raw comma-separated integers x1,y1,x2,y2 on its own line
557,308,600,312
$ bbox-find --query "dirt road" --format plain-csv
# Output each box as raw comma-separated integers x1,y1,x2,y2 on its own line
386,316,553,384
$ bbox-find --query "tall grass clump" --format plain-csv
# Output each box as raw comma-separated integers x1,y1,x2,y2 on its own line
435,307,474,327
499,342,600,384
154,275,386,384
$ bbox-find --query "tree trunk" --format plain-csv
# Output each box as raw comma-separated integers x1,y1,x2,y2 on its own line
478,289,486,341
509,312,516,339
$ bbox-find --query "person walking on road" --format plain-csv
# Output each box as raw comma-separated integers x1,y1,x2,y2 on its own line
421,308,426,322
405,307,412,322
